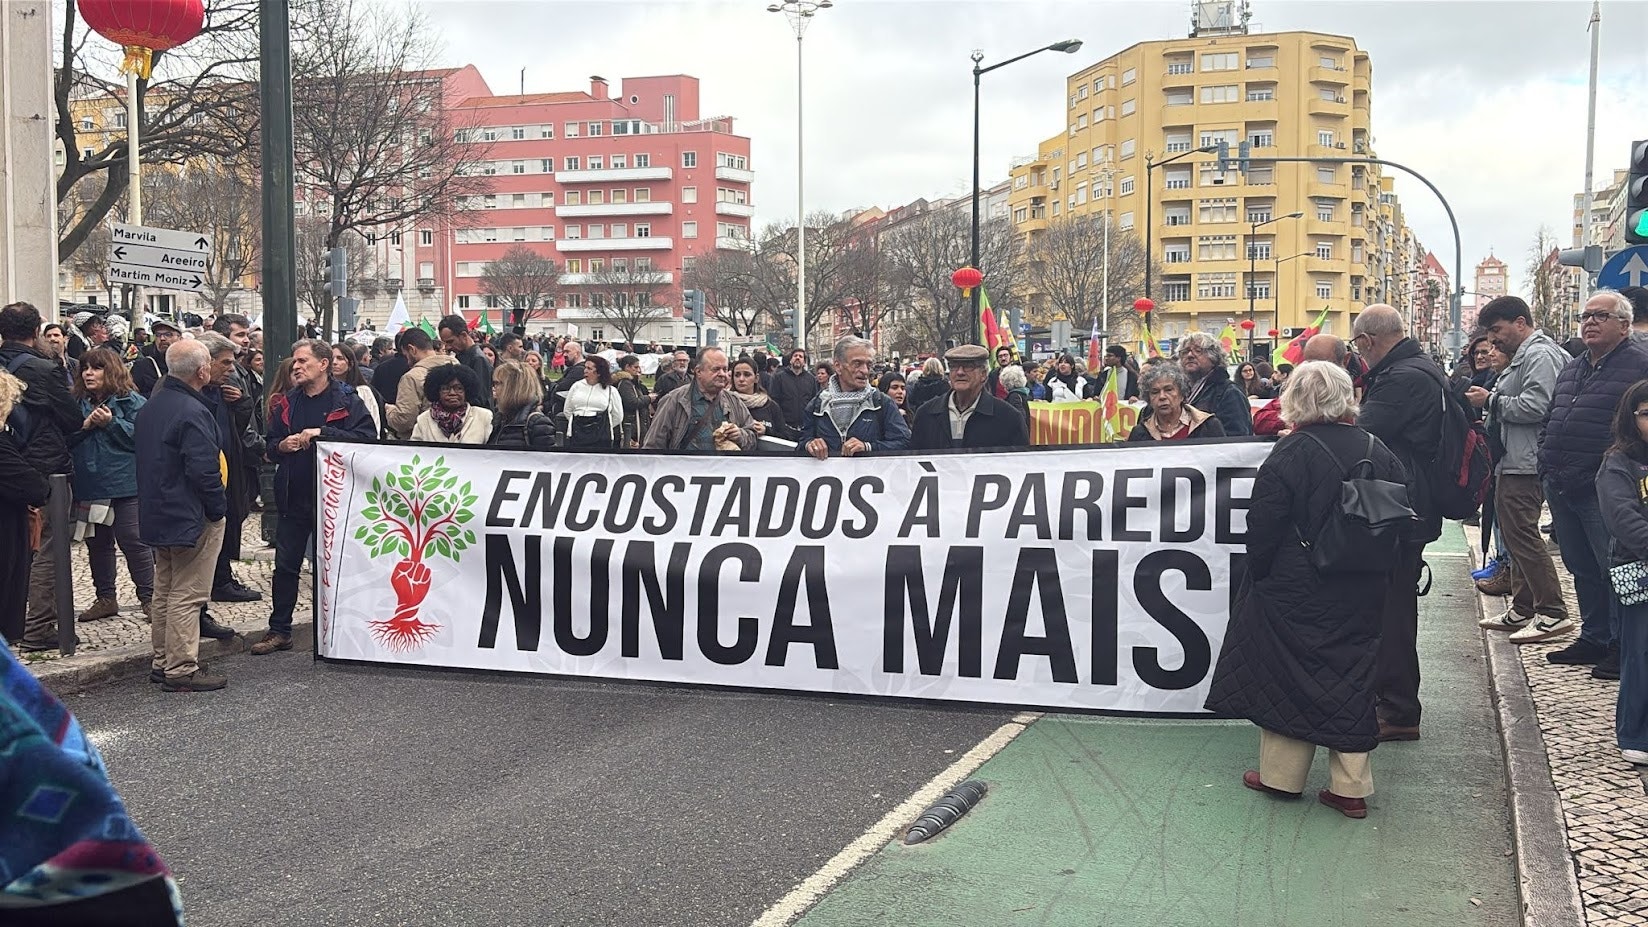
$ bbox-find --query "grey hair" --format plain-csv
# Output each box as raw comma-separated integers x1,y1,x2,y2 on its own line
1586,289,1635,323
1281,360,1358,427
291,339,332,366
1000,365,1027,390
1178,331,1224,367
194,331,235,358
1139,359,1188,396
833,335,874,365
1353,304,1405,338
166,338,212,381
691,347,727,372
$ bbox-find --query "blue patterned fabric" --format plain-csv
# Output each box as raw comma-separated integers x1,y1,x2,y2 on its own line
0,644,182,924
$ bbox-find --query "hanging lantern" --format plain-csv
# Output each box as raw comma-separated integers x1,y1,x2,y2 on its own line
78,0,206,80
1239,318,1256,331
1133,298,1154,314
951,266,984,298
1267,328,1280,338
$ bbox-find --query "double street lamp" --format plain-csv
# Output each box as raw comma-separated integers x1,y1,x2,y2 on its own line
971,39,1083,332
1247,211,1302,357
769,0,833,354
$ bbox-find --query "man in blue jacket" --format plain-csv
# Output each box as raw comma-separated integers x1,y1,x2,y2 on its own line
252,339,377,656
135,339,229,692
799,335,911,459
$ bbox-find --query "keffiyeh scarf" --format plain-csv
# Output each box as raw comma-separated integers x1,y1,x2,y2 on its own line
820,377,876,437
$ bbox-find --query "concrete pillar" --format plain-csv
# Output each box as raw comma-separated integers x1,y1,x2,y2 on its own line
0,1,58,318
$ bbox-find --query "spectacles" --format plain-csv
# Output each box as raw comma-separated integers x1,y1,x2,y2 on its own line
1580,311,1620,323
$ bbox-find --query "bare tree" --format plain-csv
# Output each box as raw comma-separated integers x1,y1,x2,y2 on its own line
1024,214,1151,343
682,247,779,337
1524,226,1562,332
834,233,896,341
293,219,370,323
754,211,876,342
54,0,263,258
881,208,1025,350
58,180,121,306
289,0,494,334
143,158,262,312
479,245,560,330
584,266,673,345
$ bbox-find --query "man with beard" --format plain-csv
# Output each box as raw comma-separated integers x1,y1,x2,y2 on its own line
768,348,820,429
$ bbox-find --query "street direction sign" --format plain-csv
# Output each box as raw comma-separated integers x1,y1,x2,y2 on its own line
1599,245,1648,290
107,223,212,292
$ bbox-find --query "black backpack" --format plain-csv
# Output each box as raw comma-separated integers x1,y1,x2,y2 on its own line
1420,364,1492,520
1297,430,1418,574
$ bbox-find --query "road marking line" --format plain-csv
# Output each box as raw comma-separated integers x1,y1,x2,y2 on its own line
749,710,1042,927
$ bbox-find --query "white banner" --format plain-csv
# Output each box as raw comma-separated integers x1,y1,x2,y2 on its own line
315,440,1271,714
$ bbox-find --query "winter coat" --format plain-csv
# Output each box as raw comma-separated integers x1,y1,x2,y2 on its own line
129,345,168,397
909,391,1029,451
1004,387,1032,429
1539,338,1648,494
614,372,651,446
1185,365,1253,436
797,387,911,455
1356,338,1444,543
412,406,494,445
201,381,256,521
1485,330,1567,476
906,372,950,412
387,353,457,438
488,404,556,450
1046,374,1092,403
767,365,820,430
733,391,789,440
0,427,48,640
452,345,494,409
134,377,227,548
652,367,693,404
1204,422,1408,753
0,342,82,477
560,379,625,445
267,380,377,519
1096,364,1139,400
1598,450,1648,564
1126,404,1226,441
644,384,756,451
68,392,145,500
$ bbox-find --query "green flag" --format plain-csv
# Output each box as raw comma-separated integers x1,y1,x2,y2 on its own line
417,317,436,337
479,305,496,335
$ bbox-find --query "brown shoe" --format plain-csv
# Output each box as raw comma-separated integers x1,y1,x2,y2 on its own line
1318,789,1369,819
77,596,120,623
249,632,293,655
161,668,227,692
1377,720,1421,742
1243,770,1301,799
1475,571,1512,597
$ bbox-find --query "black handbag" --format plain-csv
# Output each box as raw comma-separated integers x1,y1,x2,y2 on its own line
1297,431,1417,574
568,412,613,448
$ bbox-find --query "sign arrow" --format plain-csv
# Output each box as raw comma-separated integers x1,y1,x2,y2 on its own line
195,236,209,250
1624,253,1648,288
190,275,202,288
113,246,126,260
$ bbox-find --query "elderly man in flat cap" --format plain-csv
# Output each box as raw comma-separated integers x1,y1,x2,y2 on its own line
909,344,1029,450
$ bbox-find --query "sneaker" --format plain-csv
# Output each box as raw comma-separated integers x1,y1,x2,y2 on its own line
1471,558,1505,582
1547,638,1611,665
76,596,120,623
1591,650,1622,680
249,632,293,655
1479,608,1532,631
1508,616,1578,644
1475,570,1513,598
161,669,227,692
1623,749,1648,766
211,582,263,603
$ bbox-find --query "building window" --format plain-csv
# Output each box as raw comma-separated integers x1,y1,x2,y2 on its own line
1013,207,1027,224
1199,129,1238,148
513,227,526,241
612,188,628,204
540,158,554,173
635,153,650,168
1165,131,1192,152
1164,243,1192,263
1121,68,1136,85
1200,84,1239,104
419,229,433,246
542,191,556,206
683,221,698,239
512,193,527,208
1118,211,1134,231
1246,86,1275,102
1247,205,1273,223
1163,279,1191,301
1316,280,1334,299
1316,166,1336,183
1248,130,1273,148
564,122,580,138
1077,83,1090,101
1165,168,1192,190
588,224,604,239
588,190,605,205
1246,279,1272,299
1199,198,1238,223
1319,55,1343,69
1197,273,1238,298
1093,107,1107,122
611,223,626,238
540,125,554,138
565,156,581,171
1120,99,1135,116
588,156,605,170
564,191,581,205
587,121,604,137
1165,205,1191,226
1315,199,1336,221
683,151,697,168
1320,87,1340,101
566,260,582,274
1119,139,1136,159
457,295,470,309
1198,235,1238,260
1076,114,1088,131
717,152,749,170
611,154,628,169
1316,241,1334,260
1166,58,1193,75
635,188,651,202
1119,176,1135,196
510,126,525,140
389,231,401,244
1201,52,1238,71
1317,130,1335,147
635,223,651,237
1248,241,1273,260
1247,165,1274,184
1247,54,1275,68
565,225,581,239
1164,90,1193,107
682,186,697,203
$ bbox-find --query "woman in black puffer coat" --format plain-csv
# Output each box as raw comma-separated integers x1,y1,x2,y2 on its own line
1205,361,1408,821
487,361,556,450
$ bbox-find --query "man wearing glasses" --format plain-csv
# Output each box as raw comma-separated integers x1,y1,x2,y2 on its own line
908,344,1027,450
1534,290,1648,680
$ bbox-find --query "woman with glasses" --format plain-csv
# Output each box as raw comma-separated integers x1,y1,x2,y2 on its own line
1127,361,1226,441
412,364,492,445
731,357,787,439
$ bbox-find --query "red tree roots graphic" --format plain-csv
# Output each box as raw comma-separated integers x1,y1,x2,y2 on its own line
354,456,478,652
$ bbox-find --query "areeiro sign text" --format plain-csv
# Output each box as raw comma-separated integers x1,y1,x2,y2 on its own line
315,440,1271,714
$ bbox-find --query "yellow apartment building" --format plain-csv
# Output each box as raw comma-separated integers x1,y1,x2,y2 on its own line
1008,13,1417,347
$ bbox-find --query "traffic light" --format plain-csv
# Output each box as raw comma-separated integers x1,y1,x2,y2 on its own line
1216,140,1232,173
1556,245,1603,274
1237,140,1251,175
1627,139,1648,246
780,308,796,337
324,247,348,298
337,297,361,331
683,288,705,326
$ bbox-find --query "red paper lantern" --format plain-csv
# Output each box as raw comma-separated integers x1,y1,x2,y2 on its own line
78,0,205,79
1239,318,1256,331
1133,298,1154,314
951,266,984,297
1267,328,1280,338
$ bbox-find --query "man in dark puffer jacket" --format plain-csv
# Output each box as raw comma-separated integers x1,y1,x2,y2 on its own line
1538,290,1648,678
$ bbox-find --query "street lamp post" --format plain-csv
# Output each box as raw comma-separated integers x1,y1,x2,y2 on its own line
1274,250,1311,352
769,0,833,355
1088,161,1118,345
1142,144,1220,330
1246,211,1301,358
971,39,1082,339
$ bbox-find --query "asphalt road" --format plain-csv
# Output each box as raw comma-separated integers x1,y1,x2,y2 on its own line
67,656,1009,927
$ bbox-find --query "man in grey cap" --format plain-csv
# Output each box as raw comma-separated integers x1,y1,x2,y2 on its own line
131,319,182,396
909,344,1029,450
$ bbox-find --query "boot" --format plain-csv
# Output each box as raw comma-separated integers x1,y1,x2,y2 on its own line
77,596,120,623
198,610,237,641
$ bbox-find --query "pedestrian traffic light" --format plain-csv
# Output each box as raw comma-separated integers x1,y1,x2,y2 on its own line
325,247,348,298
1216,140,1232,174
1627,139,1648,246
683,288,705,325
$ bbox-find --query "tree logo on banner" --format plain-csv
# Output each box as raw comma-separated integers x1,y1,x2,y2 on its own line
353,455,478,651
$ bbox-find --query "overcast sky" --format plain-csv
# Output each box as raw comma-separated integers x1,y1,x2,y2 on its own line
422,0,1647,299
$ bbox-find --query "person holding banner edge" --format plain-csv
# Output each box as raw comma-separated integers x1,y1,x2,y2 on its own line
643,347,756,452
909,344,1028,450
1126,362,1225,442
799,336,911,459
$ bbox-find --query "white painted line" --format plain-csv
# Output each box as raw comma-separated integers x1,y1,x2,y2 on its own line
749,711,1042,927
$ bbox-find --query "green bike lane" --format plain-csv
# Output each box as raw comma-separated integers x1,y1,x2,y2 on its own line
787,528,1521,927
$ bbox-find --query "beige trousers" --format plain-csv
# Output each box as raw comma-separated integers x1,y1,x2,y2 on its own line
1258,727,1374,798
150,518,226,680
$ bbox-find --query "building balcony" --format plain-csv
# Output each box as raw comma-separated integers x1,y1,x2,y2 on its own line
715,236,755,250
715,201,756,218
416,278,436,290
558,271,674,286
715,166,755,183
554,202,673,218
1307,181,1346,201
1309,65,1351,86
1307,143,1349,159
1306,218,1341,238
1307,97,1350,118
555,237,673,252
555,166,674,183
1306,257,1342,275
1241,99,1279,122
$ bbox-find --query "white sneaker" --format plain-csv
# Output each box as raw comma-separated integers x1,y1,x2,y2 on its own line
1623,749,1648,766
1508,616,1578,643
1479,608,1532,631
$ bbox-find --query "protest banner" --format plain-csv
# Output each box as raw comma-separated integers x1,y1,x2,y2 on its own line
1030,398,1274,446
314,439,1271,714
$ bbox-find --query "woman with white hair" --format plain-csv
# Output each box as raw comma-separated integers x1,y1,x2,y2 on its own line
1204,361,1409,820
1126,361,1225,441
999,364,1032,426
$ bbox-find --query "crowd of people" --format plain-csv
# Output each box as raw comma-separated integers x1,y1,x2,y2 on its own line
2,286,1647,817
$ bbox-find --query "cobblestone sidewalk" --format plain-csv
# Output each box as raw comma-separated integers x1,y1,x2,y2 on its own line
1471,525,1648,927
10,515,311,667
